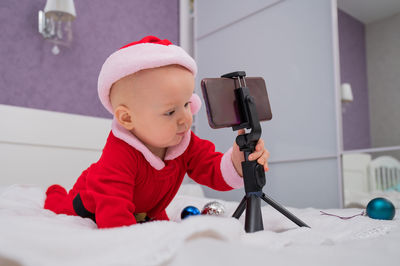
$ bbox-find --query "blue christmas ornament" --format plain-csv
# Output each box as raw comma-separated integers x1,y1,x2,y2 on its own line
181,206,200,220
366,197,395,220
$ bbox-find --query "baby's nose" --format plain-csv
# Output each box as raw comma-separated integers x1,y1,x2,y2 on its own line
178,118,188,128
178,116,190,129
179,112,190,123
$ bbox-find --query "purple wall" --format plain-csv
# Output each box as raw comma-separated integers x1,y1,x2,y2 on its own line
0,0,179,118
338,10,371,150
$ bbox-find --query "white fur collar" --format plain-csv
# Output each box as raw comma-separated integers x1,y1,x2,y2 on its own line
111,119,191,170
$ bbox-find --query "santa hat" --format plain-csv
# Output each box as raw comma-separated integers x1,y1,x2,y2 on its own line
97,35,201,114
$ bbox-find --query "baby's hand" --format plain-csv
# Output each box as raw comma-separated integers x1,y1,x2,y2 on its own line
231,129,270,177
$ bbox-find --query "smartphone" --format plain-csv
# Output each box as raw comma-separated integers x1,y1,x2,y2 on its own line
201,77,272,129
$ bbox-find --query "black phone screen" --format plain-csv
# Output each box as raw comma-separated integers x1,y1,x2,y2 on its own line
201,77,272,129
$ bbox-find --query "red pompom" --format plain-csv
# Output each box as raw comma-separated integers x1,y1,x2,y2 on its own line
120,35,172,50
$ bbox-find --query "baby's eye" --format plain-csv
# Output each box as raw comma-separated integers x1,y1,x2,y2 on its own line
184,101,191,108
164,110,175,116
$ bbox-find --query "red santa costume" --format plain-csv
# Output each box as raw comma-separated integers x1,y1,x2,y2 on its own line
44,36,244,228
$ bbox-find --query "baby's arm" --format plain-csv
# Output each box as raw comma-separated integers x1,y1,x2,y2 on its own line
86,171,136,228
83,139,138,228
185,132,243,190
231,129,270,176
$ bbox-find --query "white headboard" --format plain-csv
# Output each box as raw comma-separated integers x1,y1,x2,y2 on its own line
0,104,112,190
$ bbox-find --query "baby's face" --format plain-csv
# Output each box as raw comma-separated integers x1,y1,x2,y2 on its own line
111,65,195,154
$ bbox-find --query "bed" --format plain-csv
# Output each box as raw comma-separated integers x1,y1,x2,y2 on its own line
1,105,399,266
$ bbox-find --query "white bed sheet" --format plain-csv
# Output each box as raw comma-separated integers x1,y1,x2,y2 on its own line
0,184,399,266
345,189,400,208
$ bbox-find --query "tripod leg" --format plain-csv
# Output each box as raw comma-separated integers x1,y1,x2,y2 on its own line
245,194,264,233
232,196,246,219
261,193,310,228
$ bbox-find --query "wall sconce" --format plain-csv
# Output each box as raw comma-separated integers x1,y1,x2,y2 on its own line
38,0,76,55
341,83,354,114
341,83,354,103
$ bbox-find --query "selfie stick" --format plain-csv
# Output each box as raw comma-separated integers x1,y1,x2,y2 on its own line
222,71,310,233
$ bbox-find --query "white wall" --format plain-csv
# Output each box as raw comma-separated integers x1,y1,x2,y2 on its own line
194,0,342,208
366,12,400,159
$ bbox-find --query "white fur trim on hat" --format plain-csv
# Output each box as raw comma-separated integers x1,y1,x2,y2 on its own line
111,118,192,170
98,41,198,114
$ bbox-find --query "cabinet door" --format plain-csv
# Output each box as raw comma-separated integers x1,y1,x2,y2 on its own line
195,0,342,208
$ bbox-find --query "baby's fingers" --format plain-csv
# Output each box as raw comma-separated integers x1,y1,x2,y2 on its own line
255,139,264,151
257,157,269,171
248,150,263,161
257,150,270,171
237,129,246,136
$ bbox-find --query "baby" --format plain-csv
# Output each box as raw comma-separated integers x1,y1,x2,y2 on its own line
44,36,270,228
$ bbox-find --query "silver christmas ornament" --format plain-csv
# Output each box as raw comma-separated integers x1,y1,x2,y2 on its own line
201,201,225,216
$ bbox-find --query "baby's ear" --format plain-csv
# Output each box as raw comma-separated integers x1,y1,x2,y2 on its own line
114,105,134,130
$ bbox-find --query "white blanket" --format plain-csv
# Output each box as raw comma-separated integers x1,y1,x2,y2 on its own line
0,185,399,266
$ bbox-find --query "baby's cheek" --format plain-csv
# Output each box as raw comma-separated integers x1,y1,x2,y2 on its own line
188,115,193,126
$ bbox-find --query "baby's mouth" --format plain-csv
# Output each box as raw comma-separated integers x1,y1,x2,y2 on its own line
176,131,186,136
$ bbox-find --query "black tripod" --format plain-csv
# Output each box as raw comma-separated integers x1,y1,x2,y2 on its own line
223,71,310,233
